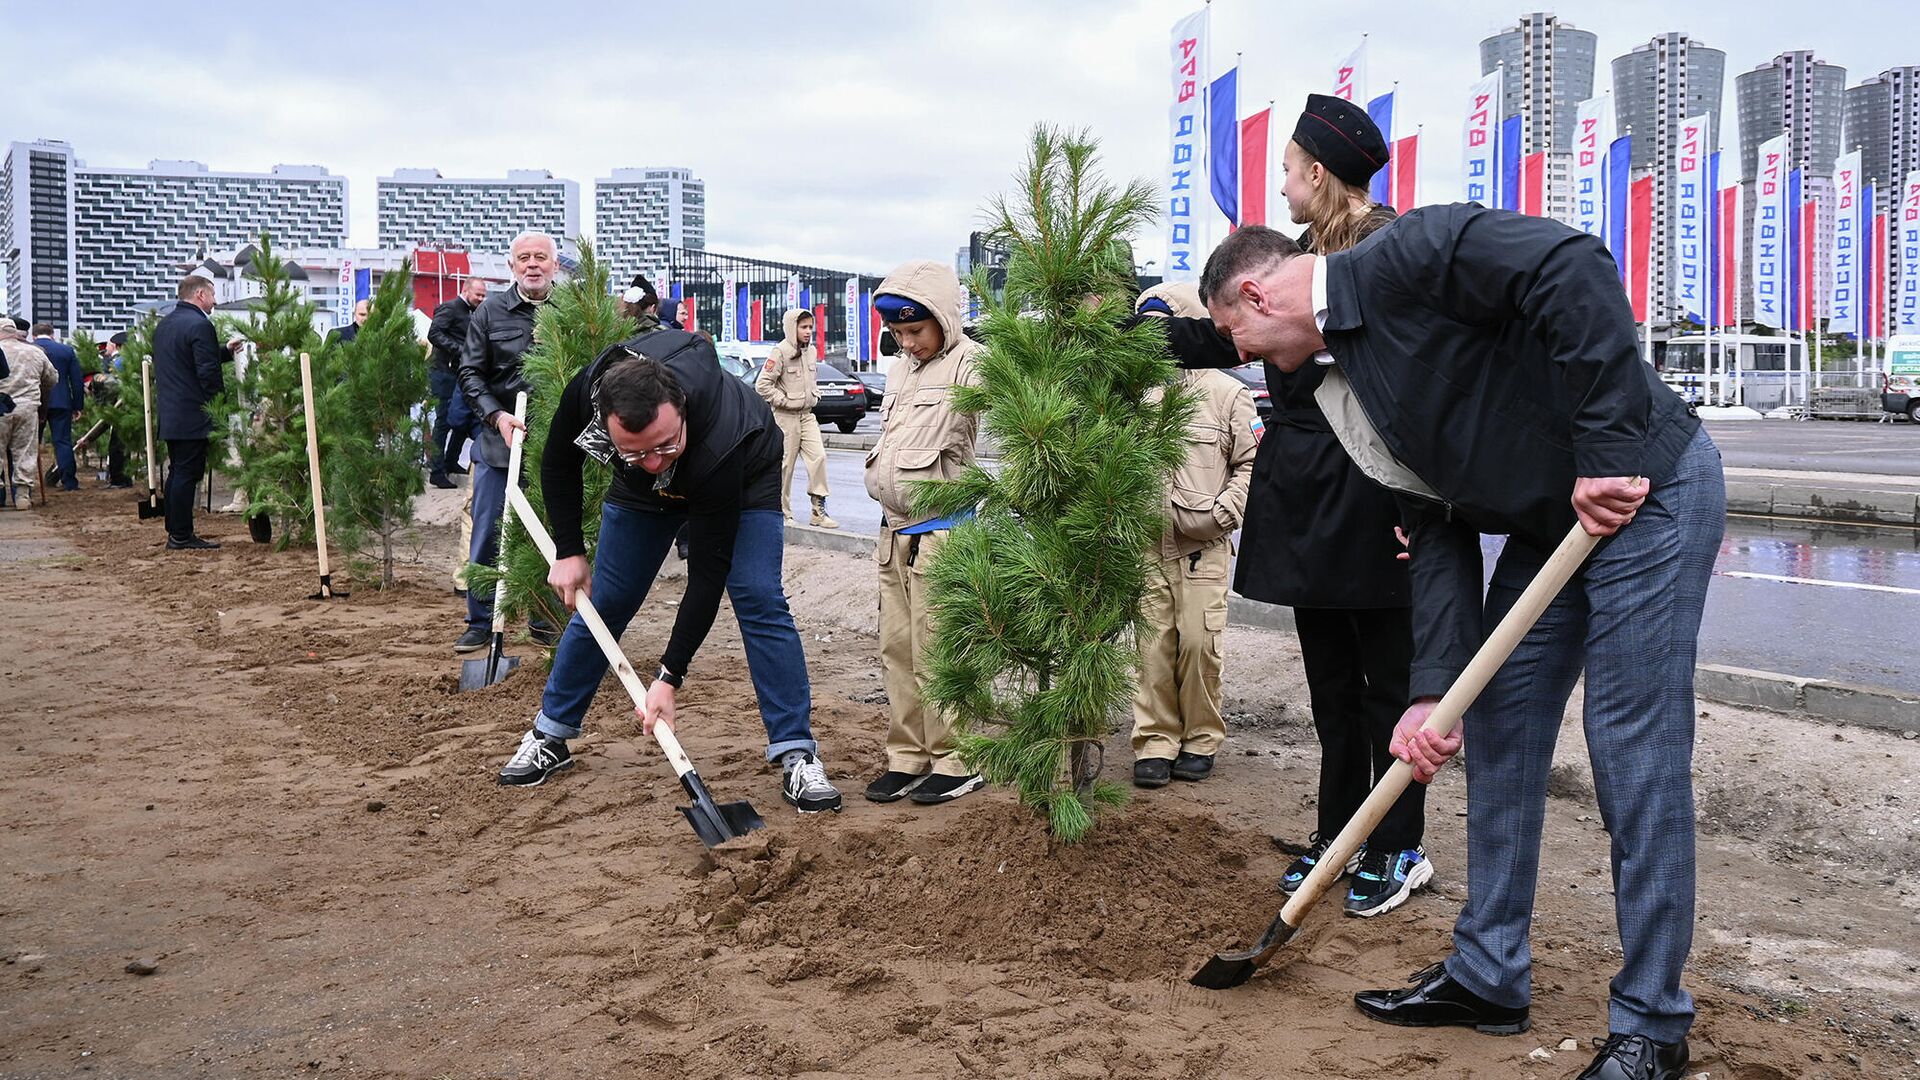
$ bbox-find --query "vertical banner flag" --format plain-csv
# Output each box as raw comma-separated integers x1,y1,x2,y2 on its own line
1392,135,1419,213
1607,133,1632,280
1899,171,1920,334
866,295,881,363
1628,175,1654,322
785,273,800,314
721,274,738,342
336,259,353,327
1520,151,1548,216
1571,96,1611,237
1830,150,1862,336
1461,71,1501,205
749,299,764,342
737,285,750,340
1240,108,1270,226
1873,210,1889,341
813,305,827,359
1787,168,1805,330
1706,151,1721,329
1209,66,1240,225
1368,92,1395,204
1675,114,1710,324
843,278,861,363
1166,9,1208,283
1801,198,1820,333
1499,115,1523,211
1332,39,1366,104
683,297,697,334
1719,183,1741,327
1862,181,1877,339
1751,134,1787,328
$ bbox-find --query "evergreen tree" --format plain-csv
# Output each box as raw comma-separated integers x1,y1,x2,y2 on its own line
915,126,1192,842
92,314,158,485
322,260,427,588
469,240,633,630
215,233,325,547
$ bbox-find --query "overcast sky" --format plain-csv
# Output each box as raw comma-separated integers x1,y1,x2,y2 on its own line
7,0,1912,277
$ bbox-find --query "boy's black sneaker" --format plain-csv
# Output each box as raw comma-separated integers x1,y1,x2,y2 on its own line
908,773,984,805
1171,751,1214,781
863,770,928,802
1345,846,1434,918
497,730,573,787
1279,833,1362,894
1133,758,1172,788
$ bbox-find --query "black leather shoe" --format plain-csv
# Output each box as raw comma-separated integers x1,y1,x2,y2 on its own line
1574,1033,1689,1079
1354,963,1530,1035
1171,751,1214,781
166,535,221,550
1133,758,1172,788
429,471,456,489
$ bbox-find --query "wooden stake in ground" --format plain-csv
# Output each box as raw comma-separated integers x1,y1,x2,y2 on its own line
299,351,343,600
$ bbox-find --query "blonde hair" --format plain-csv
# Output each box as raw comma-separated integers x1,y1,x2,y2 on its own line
1296,142,1381,255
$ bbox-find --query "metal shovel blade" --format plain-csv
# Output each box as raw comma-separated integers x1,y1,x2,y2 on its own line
458,643,521,692
676,771,765,848
308,573,348,601
136,492,165,519
1189,912,1299,990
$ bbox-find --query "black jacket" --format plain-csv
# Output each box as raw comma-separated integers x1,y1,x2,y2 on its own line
428,296,476,373
542,326,782,677
1169,204,1700,698
152,303,225,440
459,284,541,467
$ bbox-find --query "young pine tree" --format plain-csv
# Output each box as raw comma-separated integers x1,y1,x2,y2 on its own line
217,233,325,546
321,261,428,588
915,126,1194,843
470,240,634,630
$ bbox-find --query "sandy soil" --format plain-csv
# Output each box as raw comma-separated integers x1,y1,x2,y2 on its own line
3,483,1918,1079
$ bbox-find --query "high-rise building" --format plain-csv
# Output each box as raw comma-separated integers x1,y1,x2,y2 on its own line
1736,52,1848,324
1479,12,1599,223
1844,67,1920,336
2,140,346,332
592,167,706,284
376,169,580,252
1612,34,1727,326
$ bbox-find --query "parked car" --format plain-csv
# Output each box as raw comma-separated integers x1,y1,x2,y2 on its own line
814,362,870,432
1222,362,1273,420
854,369,886,411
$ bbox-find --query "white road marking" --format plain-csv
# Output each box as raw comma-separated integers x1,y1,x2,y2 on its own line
1717,570,1920,596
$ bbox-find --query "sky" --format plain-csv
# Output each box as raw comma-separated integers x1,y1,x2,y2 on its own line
5,0,1914,278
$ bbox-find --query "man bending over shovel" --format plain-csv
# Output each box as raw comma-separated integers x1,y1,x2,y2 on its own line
1173,211,1721,1080
494,327,843,815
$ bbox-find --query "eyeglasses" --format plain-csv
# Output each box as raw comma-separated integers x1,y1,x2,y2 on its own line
615,421,686,466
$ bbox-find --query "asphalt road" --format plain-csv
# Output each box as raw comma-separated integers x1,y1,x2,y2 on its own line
793,446,1920,694
1705,417,1920,476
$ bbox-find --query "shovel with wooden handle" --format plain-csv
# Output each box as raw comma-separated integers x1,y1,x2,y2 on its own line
300,352,346,599
136,358,165,519
1190,520,1604,990
459,391,527,692
506,482,766,849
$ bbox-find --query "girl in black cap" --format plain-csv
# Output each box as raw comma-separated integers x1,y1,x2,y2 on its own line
1253,94,1432,919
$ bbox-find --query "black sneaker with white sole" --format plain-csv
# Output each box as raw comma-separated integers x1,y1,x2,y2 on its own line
454,627,489,653
1345,846,1433,918
781,753,843,813
908,772,984,805
1280,832,1363,894
863,770,928,802
497,730,574,787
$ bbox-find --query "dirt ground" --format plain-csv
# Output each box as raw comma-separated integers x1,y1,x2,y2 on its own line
3,483,1919,1079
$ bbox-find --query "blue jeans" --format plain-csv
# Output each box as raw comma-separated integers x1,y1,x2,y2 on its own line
1445,427,1724,1042
534,503,817,761
47,409,79,489
465,455,508,629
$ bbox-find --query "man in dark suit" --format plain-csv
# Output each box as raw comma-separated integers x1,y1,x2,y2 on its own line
426,277,488,487
32,324,84,491
152,276,241,549
1189,210,1720,1080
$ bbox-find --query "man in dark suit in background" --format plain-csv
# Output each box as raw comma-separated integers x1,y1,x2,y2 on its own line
32,324,84,491
426,276,488,488
152,276,241,549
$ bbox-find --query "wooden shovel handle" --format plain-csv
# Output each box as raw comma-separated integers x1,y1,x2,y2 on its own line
140,359,157,491
299,352,329,579
506,483,699,780
1279,521,1603,927
489,392,529,633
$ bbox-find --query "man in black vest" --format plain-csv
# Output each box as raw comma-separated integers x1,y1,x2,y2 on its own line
152,277,242,549
1186,212,1719,1080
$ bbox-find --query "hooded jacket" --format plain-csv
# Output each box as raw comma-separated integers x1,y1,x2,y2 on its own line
755,308,819,411
864,261,982,528
1136,286,1258,559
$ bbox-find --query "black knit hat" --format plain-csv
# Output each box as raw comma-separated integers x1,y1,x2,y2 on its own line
1292,93,1389,187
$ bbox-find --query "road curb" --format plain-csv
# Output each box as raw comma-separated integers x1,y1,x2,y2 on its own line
784,521,874,557
1724,478,1920,527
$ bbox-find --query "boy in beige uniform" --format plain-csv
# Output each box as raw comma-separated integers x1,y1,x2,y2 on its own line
862,261,984,805
754,308,837,527
1130,282,1258,787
